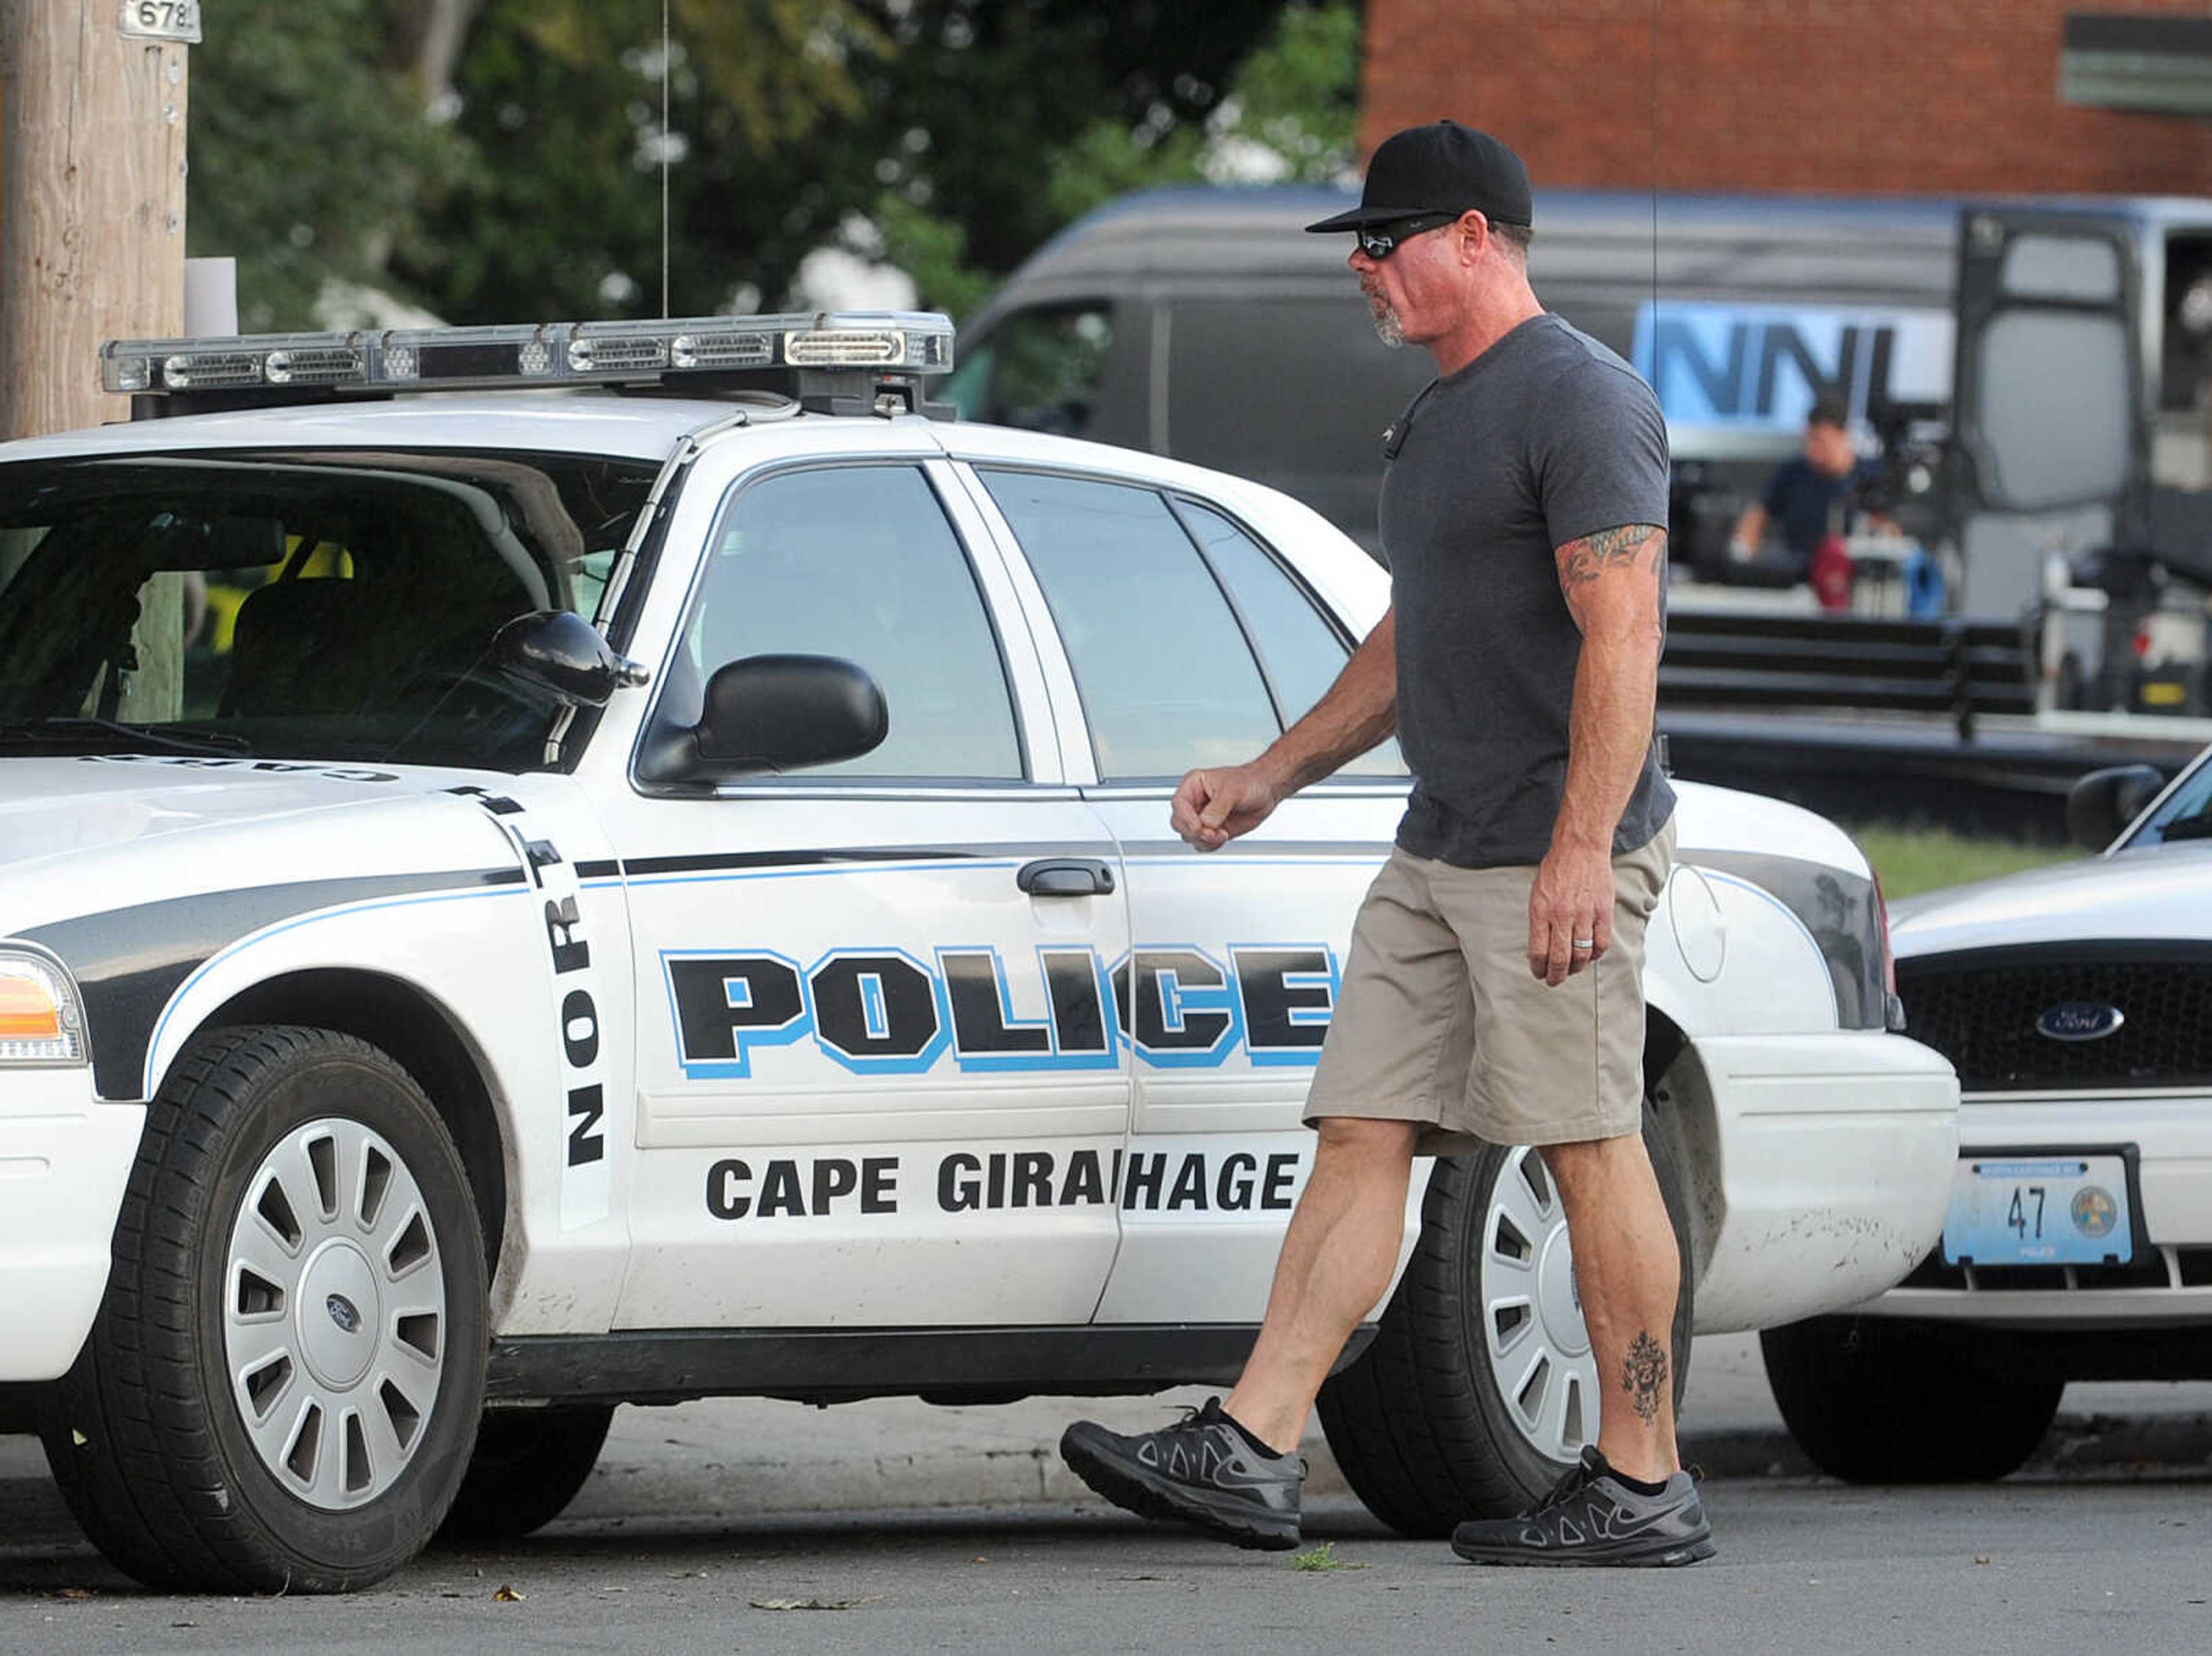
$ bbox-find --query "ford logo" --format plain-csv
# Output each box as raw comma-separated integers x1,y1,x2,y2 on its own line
2035,1002,2126,1043
325,1293,362,1335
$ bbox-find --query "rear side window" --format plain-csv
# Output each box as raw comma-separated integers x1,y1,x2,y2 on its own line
1173,500,1406,778
944,305,1113,438
684,465,1023,780
980,470,1278,779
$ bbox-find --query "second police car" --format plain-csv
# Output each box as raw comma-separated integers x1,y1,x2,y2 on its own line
0,312,1958,1591
1763,755,2212,1483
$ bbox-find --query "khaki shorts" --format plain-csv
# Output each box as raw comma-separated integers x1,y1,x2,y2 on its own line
1305,819,1674,1151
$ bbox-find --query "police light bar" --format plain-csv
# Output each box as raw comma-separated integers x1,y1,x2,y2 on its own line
100,311,956,396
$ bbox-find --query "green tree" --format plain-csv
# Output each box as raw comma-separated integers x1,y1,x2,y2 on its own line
393,0,891,323
187,2,1359,331
403,0,1308,325
1202,1,1361,184
873,2,1362,314
188,0,471,329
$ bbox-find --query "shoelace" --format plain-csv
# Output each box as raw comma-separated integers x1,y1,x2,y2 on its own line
1160,1400,1305,1477
1160,1397,1228,1438
1524,1453,1603,1517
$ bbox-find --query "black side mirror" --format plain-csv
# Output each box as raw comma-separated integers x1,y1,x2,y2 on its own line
492,611,651,707
2066,763,2165,851
637,653,887,785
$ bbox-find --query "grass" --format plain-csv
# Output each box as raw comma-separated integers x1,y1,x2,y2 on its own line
1842,823,2077,901
1288,1542,1366,1572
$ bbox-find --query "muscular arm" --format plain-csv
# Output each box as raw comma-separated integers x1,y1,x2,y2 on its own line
1171,607,1397,851
1527,524,1666,982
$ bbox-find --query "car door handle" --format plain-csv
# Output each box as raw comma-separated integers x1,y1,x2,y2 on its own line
1018,857,1116,897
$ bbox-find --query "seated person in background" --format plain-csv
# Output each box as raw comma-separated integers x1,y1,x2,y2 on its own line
1728,396,1884,586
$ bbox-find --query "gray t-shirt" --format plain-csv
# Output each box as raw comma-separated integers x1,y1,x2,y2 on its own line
1377,312,1675,869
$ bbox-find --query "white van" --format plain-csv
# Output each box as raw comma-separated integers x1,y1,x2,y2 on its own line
948,184,1960,562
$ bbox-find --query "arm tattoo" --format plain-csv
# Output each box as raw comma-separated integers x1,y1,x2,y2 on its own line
1558,522,1666,592
1622,1331,1668,1425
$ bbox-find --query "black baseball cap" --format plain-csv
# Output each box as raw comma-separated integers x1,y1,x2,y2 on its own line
1305,120,1533,234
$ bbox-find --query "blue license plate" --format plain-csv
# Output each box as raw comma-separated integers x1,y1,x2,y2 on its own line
1942,1154,2133,1267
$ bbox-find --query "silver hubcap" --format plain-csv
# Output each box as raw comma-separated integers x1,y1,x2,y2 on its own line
222,1117,446,1510
1481,1147,1597,1464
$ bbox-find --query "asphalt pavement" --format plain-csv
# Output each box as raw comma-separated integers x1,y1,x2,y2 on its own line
3,1332,2209,1653
524,1329,2212,1521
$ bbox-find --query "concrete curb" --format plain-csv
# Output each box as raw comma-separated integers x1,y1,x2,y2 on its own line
1680,1413,2212,1481
2041,1411,2212,1476
6,1405,2210,1545
552,1407,2212,1529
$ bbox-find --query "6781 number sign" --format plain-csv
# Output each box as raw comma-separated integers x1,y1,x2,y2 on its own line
119,1,202,44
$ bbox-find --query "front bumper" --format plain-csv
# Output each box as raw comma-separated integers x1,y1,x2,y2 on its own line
1687,1030,1960,1332
1860,1093,2212,1330
0,1069,143,1382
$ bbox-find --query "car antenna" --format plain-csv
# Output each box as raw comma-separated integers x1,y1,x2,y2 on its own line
661,0,673,320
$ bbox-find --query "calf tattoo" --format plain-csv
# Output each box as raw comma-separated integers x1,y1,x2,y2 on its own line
1622,1331,1668,1424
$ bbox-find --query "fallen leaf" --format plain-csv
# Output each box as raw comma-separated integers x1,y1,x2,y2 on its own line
969,1556,989,1564
50,1589,93,1601
750,1596,880,1612
491,1584,525,1603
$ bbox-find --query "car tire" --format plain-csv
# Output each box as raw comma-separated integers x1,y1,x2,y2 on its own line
436,1406,615,1542
1316,1100,1695,1537
40,1025,488,1593
1760,1316,2063,1483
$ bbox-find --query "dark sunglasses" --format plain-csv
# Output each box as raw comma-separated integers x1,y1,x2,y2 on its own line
1355,213,1459,260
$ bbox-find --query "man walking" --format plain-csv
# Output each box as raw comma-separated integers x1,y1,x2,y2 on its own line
1059,120,1711,1568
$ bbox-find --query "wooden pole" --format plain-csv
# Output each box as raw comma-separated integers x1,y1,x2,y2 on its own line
0,1,189,441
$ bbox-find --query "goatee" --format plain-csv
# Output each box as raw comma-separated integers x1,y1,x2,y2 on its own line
1368,294,1404,348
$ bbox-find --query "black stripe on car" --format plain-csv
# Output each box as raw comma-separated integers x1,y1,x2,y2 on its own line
20,867,524,1100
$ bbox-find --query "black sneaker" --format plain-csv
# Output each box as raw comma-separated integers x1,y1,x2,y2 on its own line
1450,1446,1715,1568
1059,1397,1302,1551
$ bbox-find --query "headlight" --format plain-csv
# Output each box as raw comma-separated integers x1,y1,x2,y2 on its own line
1688,851,1888,1030
0,948,88,1066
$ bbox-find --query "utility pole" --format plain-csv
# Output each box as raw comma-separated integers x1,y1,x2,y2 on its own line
0,0,194,442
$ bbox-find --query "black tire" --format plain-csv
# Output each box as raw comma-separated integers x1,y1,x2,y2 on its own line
1317,1101,1695,1537
437,1406,614,1542
39,1025,488,1593
1760,1316,2063,1483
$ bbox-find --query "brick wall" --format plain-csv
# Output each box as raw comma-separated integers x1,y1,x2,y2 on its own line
1362,0,2212,196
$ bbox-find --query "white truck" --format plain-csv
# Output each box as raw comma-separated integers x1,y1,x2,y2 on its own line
0,312,1957,1591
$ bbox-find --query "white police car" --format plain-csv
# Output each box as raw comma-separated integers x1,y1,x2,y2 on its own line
0,311,1957,1591
1763,756,2212,1482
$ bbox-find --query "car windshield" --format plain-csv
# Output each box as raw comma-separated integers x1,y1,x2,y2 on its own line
0,448,656,770
2124,744,2212,846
